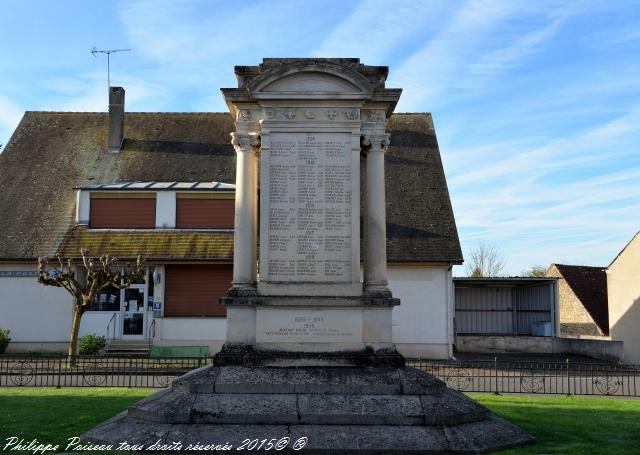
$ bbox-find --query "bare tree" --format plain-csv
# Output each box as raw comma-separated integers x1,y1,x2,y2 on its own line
465,243,506,277
37,249,144,361
522,265,547,277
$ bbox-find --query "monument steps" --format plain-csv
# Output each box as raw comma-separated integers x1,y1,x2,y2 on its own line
127,389,488,427
173,366,445,395
84,366,533,453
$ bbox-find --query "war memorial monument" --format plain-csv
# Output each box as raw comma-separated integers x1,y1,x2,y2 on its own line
84,59,534,453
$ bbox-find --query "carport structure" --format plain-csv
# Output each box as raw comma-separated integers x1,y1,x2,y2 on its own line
454,277,559,337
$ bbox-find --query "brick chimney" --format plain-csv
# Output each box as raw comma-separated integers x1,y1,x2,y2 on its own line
108,86,125,152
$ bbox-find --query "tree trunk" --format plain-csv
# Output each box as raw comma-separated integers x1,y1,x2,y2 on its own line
67,304,83,367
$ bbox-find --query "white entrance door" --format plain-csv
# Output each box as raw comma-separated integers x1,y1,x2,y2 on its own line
121,284,147,339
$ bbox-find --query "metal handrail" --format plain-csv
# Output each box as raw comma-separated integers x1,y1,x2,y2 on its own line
106,312,117,342
148,318,156,351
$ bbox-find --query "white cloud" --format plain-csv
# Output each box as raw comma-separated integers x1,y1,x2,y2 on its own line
312,0,445,63
448,106,640,273
389,0,572,111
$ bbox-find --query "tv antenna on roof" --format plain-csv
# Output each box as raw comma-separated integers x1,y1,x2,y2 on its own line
91,47,131,91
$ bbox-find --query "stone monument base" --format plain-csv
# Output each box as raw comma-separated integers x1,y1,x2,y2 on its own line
213,344,406,367
83,365,534,454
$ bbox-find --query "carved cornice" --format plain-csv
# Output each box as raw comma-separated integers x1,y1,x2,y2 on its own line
362,133,390,152
231,133,260,152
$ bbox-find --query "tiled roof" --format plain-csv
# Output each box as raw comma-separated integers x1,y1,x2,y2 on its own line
56,227,234,261
0,111,462,264
552,264,609,335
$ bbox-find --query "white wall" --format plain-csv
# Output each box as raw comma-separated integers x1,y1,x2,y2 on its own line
155,317,226,353
388,264,453,359
607,234,640,364
1,262,454,359
80,312,119,339
0,263,72,348
155,192,176,228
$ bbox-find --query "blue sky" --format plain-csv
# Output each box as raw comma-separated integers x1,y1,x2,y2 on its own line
1,0,639,275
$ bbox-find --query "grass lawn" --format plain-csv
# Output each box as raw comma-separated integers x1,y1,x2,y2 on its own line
470,393,640,454
0,388,638,453
0,388,154,451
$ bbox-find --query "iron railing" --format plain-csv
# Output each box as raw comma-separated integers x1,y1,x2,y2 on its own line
0,355,211,388
408,358,640,396
0,355,638,396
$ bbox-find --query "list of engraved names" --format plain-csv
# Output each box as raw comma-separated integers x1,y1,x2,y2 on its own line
267,132,353,281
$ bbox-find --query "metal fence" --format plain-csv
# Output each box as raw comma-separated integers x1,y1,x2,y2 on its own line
0,355,211,388
1,355,639,397
408,358,640,397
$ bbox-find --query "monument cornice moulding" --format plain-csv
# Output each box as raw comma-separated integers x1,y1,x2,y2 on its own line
221,58,402,117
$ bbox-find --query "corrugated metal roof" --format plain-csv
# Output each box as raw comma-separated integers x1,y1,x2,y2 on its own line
453,277,557,287
75,181,236,191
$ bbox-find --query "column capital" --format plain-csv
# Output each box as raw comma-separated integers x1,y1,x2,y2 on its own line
362,133,390,152
231,132,260,152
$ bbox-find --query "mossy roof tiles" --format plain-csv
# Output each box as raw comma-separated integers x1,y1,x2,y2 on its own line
0,111,462,264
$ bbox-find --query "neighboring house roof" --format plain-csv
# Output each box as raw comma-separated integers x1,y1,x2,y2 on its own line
551,264,609,335
0,111,462,263
56,227,233,261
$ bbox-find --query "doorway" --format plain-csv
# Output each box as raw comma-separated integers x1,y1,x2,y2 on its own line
121,283,148,339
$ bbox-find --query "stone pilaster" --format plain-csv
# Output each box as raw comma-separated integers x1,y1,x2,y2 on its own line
362,133,391,294
230,132,260,291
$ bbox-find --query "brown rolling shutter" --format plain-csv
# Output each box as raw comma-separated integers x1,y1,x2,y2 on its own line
176,198,235,229
164,264,232,317
90,197,156,228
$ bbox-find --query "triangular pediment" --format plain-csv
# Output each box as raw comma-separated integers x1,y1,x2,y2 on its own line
260,72,361,94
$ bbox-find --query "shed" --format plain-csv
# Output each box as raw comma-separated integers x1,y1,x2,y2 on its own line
453,277,559,337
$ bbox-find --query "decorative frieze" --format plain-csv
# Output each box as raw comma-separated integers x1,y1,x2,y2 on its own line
367,110,385,123
345,108,359,120
238,110,253,121
258,108,363,122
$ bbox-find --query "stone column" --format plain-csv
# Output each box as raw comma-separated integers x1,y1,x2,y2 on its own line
231,132,260,291
363,133,391,293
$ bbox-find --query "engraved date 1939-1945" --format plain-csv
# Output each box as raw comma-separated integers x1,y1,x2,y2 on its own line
237,437,308,451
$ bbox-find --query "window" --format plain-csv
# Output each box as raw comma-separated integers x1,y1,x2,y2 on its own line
88,285,120,311
89,194,156,228
164,264,232,316
175,195,234,229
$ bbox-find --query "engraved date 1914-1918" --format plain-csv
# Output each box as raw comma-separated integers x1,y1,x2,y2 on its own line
237,437,308,451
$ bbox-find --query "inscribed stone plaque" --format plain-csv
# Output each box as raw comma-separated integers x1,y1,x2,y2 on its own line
256,308,363,343
266,132,353,282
